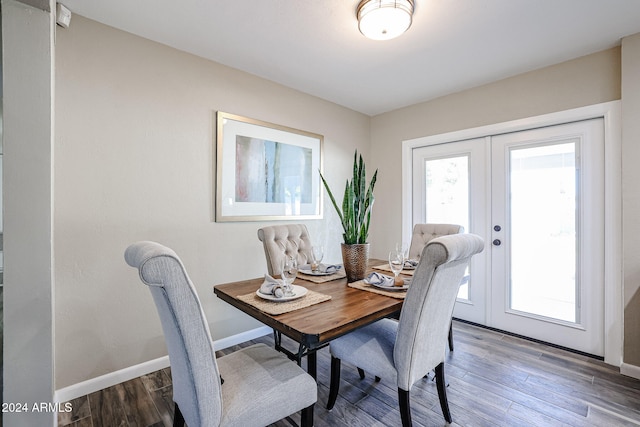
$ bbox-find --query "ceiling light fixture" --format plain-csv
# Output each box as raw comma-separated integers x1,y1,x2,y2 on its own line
357,0,415,41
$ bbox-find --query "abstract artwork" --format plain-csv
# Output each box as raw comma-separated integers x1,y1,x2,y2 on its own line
216,112,323,221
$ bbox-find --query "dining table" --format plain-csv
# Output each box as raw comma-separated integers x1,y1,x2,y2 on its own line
213,258,413,379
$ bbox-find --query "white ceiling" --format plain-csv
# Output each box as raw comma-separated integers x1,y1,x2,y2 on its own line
60,0,640,116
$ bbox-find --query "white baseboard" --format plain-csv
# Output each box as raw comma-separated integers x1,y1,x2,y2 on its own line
54,325,271,403
213,325,271,351
55,354,171,405
620,362,640,380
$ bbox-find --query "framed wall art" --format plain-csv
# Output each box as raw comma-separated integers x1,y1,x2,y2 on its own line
215,111,324,222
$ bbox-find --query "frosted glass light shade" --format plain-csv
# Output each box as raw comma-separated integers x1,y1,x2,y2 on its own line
357,0,415,41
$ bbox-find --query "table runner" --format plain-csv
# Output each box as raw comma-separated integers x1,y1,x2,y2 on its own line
236,289,332,315
297,269,347,283
348,280,407,299
372,263,415,276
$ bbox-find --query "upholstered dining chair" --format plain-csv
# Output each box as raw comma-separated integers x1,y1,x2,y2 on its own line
409,223,464,351
408,223,464,260
326,233,484,426
125,241,317,427
257,223,323,368
257,224,314,275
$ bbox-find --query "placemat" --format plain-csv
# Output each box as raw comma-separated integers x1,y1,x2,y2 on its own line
237,289,332,315
372,263,415,276
348,280,407,299
297,269,347,283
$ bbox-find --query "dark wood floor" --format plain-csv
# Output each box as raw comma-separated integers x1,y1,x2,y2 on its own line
58,321,640,426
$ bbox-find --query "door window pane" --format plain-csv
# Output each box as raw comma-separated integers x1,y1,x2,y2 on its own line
509,142,577,323
425,155,470,299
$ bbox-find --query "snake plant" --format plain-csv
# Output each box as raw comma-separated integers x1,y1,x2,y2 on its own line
320,150,377,244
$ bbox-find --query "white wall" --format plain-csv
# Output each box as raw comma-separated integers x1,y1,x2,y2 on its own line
54,15,370,389
2,0,55,425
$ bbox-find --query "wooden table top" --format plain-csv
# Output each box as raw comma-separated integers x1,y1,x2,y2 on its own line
213,259,404,349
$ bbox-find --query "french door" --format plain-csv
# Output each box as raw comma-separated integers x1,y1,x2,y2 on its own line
411,119,605,355
411,137,488,324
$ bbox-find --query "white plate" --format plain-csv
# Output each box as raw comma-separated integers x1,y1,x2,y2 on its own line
369,282,409,291
256,284,308,302
298,268,334,276
367,278,411,291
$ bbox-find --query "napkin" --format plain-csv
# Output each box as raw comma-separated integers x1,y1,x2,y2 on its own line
259,274,285,298
319,264,341,274
404,259,419,269
364,271,395,287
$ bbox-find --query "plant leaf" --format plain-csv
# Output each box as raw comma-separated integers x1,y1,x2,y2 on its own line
320,171,345,226
318,150,377,245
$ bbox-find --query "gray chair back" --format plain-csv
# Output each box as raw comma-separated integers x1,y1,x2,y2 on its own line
395,233,484,390
125,241,221,427
408,223,464,260
257,224,313,275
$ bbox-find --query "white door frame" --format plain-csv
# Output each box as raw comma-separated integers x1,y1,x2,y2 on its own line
401,101,622,366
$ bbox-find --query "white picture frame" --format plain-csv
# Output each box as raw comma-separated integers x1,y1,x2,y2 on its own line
215,111,324,222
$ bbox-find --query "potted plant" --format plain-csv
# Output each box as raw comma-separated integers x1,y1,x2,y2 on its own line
320,150,377,281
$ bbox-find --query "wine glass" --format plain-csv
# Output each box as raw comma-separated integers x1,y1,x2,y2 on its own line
389,249,404,286
396,242,409,260
311,245,324,272
281,257,298,296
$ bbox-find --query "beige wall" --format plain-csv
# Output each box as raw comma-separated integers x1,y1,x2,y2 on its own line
54,16,369,388
368,43,640,369
622,33,640,366
368,48,621,259
53,15,640,390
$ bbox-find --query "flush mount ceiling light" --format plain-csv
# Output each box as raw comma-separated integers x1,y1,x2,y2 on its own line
357,0,415,41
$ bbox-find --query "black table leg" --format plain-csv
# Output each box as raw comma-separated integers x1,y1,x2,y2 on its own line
307,350,317,380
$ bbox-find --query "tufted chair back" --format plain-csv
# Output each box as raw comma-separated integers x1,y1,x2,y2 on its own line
408,223,464,261
257,224,314,275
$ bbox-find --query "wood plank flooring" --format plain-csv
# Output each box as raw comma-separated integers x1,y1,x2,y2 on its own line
58,321,640,426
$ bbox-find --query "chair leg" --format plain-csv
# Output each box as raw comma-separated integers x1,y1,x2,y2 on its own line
300,403,314,427
448,321,454,351
357,367,380,382
327,356,341,410
434,362,452,423
173,402,185,427
398,388,412,427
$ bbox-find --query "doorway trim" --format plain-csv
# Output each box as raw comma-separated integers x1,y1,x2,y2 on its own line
401,101,622,366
